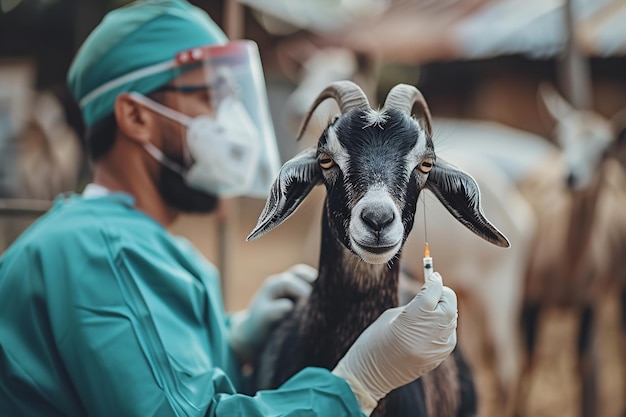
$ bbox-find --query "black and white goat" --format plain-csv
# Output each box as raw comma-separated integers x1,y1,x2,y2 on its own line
247,81,510,417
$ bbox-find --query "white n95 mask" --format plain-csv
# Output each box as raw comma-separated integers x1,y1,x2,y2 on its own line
185,96,261,197
129,92,261,198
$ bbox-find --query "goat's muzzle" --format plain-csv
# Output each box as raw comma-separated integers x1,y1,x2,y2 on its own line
348,188,404,264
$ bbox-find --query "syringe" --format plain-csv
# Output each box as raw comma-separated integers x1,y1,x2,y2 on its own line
423,242,433,280
422,194,433,280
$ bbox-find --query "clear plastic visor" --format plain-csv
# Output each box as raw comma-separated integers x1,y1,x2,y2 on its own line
160,40,281,198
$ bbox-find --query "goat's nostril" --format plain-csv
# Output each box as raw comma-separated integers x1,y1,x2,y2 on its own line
361,208,395,232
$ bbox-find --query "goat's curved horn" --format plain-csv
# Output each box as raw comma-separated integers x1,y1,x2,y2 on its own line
383,84,433,137
297,80,371,141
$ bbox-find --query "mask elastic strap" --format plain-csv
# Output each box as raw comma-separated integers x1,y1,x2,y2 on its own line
128,92,193,126
130,92,194,167
143,142,187,176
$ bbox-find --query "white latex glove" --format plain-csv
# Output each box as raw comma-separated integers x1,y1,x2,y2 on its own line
332,271,457,416
229,264,317,362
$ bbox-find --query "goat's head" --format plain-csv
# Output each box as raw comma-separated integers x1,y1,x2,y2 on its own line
248,81,509,264
539,83,626,191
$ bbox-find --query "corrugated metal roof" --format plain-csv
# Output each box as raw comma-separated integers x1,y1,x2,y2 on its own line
578,0,626,56
453,0,626,59
243,0,626,62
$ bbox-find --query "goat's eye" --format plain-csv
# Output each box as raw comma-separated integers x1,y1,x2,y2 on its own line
319,153,335,169
418,158,434,173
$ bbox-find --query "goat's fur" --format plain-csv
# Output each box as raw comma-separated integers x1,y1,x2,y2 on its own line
248,81,509,417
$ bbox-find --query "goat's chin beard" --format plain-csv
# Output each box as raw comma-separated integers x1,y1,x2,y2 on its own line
158,166,219,214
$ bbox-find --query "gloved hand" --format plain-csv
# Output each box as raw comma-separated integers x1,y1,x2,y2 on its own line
332,271,457,416
229,263,317,363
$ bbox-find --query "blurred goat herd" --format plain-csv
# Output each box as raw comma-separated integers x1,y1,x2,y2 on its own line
1,63,625,417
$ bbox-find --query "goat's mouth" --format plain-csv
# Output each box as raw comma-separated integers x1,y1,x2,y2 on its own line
355,243,398,254
350,239,402,264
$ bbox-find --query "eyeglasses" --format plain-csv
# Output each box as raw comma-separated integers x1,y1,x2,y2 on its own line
155,85,212,94
154,73,239,101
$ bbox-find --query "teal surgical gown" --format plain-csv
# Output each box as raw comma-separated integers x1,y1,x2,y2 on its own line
0,192,364,416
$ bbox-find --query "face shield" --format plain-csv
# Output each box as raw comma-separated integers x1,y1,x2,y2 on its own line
135,41,281,199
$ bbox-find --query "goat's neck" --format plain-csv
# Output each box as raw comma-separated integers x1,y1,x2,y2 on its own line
565,175,603,269
300,209,400,366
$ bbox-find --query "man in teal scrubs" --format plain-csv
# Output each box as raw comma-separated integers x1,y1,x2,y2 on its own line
0,1,458,416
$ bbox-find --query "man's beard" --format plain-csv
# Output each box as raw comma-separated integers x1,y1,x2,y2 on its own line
158,166,219,213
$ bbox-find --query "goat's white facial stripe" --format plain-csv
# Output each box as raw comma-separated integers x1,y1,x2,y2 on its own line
405,129,430,180
325,126,349,172
349,184,404,264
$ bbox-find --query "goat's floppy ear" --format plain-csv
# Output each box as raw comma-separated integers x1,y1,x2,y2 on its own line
425,158,510,248
247,147,322,241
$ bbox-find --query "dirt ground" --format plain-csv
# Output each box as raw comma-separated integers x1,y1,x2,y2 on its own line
464,297,624,417
527,300,624,417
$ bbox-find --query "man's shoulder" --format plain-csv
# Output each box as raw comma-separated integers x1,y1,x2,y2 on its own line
9,195,166,254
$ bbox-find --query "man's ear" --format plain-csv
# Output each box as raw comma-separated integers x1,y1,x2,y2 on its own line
114,93,156,144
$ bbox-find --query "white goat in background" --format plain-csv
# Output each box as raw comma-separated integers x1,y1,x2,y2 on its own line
516,84,626,417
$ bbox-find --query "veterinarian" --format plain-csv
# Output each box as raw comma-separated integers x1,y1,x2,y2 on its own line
0,1,458,416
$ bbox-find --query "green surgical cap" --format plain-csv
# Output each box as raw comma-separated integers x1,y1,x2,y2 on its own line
68,0,228,128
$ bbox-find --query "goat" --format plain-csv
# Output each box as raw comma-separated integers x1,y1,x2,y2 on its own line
516,84,626,417
247,81,510,417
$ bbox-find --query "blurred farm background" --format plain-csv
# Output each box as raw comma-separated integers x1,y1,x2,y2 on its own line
1,1,625,417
